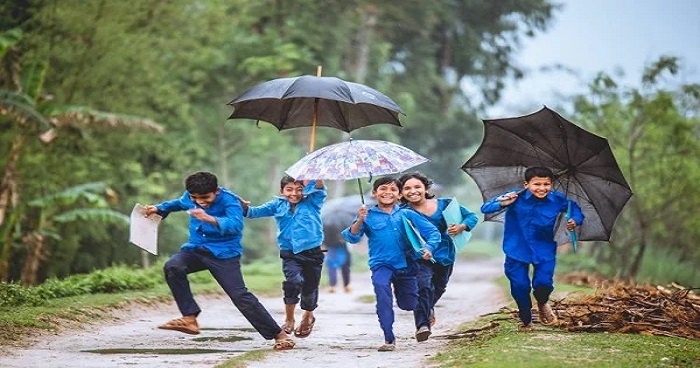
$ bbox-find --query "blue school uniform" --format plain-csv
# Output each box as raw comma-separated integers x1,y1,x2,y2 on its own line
245,181,326,310
342,204,440,343
481,189,584,324
403,198,479,331
156,187,281,339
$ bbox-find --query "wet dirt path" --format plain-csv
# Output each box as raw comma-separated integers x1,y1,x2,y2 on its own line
0,257,507,368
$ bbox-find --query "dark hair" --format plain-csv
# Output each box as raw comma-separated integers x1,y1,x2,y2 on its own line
372,176,399,191
524,167,554,182
398,172,436,203
280,175,303,190
185,171,218,194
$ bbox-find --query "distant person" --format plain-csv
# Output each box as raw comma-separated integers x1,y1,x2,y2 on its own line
341,176,441,352
143,171,294,350
480,167,584,331
398,172,479,342
323,224,352,293
240,175,326,339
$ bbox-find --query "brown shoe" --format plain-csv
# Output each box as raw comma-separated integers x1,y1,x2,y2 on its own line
517,323,533,332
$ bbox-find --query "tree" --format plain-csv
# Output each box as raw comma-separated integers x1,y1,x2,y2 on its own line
572,57,700,281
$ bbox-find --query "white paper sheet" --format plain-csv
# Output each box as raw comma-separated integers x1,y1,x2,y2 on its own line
129,203,161,255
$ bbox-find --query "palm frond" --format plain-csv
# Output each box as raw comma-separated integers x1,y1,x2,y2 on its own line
28,182,111,208
48,106,164,133
0,88,52,130
53,208,130,225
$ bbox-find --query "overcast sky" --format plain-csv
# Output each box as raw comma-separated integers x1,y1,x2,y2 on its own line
488,0,700,116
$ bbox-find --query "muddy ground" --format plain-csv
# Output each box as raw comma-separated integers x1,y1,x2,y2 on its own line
0,257,508,368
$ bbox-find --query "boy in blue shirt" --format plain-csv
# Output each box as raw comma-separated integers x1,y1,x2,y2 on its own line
481,167,584,331
144,171,294,350
241,175,326,339
342,176,441,351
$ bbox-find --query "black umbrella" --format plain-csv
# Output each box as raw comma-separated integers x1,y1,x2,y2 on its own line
227,73,402,151
462,106,633,244
321,193,376,233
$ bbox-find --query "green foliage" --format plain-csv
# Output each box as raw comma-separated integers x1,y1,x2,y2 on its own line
0,265,158,308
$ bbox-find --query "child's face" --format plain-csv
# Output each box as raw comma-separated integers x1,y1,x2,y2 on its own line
190,190,219,208
524,176,552,199
281,182,304,204
401,178,426,204
372,182,400,206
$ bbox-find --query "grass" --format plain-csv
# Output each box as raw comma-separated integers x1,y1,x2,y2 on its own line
432,317,700,368
0,260,285,347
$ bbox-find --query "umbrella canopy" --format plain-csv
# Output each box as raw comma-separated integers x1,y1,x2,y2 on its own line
462,106,632,244
286,139,428,203
227,75,403,151
321,193,376,235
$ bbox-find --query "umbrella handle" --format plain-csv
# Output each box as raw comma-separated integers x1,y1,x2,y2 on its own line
357,178,365,205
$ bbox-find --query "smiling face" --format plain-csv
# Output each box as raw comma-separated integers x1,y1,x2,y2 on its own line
189,191,219,208
401,177,426,205
281,182,304,204
524,176,553,199
373,181,401,207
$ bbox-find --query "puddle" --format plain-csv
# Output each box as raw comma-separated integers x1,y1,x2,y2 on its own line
201,327,256,333
82,348,244,355
192,335,252,342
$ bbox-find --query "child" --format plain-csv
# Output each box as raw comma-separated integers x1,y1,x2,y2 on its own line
323,223,352,293
398,172,479,341
480,167,584,331
143,171,294,350
341,176,441,351
240,175,326,339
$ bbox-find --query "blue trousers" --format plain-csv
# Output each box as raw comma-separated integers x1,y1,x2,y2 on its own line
326,243,351,287
280,247,324,310
504,256,556,325
163,249,281,339
371,265,418,343
414,260,453,330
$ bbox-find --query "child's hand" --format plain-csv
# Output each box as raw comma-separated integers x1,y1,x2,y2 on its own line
237,196,251,210
497,192,518,207
447,223,467,236
566,219,577,231
421,248,433,260
356,205,368,222
143,205,158,217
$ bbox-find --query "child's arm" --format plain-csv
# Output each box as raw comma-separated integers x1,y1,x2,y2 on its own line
481,191,519,214
144,191,190,218
407,210,441,259
566,200,585,230
244,198,280,219
447,204,479,236
341,206,368,243
303,180,327,209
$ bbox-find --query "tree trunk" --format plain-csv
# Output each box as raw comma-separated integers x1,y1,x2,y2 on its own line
21,232,47,286
0,134,25,229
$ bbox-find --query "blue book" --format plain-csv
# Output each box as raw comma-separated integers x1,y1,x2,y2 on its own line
442,197,472,251
402,217,436,263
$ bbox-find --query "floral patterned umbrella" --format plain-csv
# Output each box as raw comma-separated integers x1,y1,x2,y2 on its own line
285,139,429,203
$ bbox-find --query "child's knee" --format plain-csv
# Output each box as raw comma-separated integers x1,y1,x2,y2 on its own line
396,299,417,311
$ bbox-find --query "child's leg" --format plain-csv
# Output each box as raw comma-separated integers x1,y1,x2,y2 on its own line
299,248,324,312
412,260,434,330
206,255,282,340
431,263,454,306
504,256,533,325
532,258,556,304
163,251,207,317
371,266,397,343
532,258,557,325
326,247,338,287
341,247,351,288
280,251,303,328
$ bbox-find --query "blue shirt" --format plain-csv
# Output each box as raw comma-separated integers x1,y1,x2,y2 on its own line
155,187,244,259
481,189,584,264
245,181,326,254
341,204,441,271
403,198,479,266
